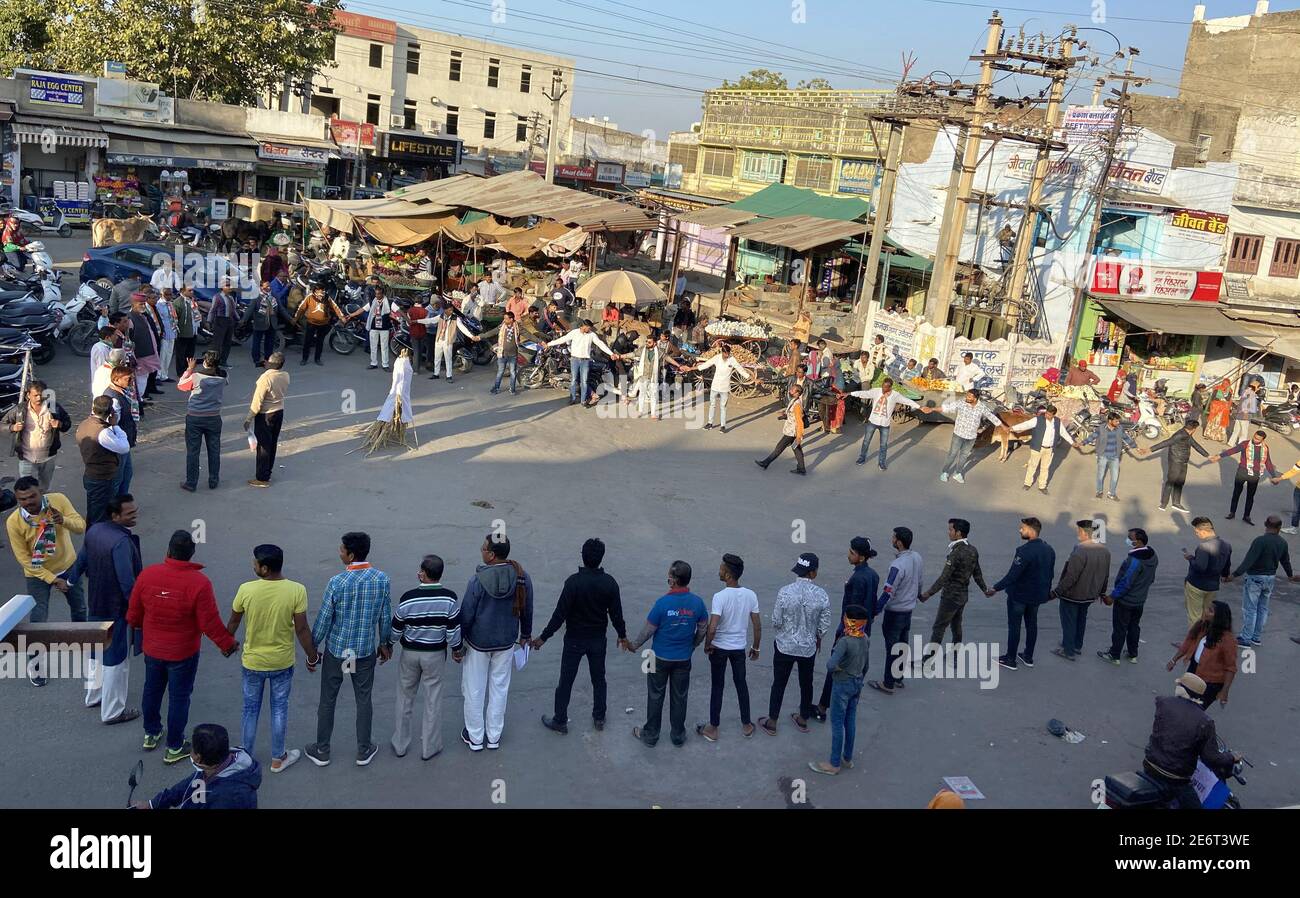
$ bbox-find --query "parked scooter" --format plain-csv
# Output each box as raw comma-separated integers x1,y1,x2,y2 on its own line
0,202,72,239
1260,402,1299,434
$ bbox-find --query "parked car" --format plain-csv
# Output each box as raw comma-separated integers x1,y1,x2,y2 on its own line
78,242,257,302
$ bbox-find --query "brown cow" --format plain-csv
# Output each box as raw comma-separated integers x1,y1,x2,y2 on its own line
989,410,1036,462
91,214,154,248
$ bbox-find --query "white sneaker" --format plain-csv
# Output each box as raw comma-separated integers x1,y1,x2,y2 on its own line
1283,526,1298,535
953,473,965,483
939,472,948,482
270,748,301,773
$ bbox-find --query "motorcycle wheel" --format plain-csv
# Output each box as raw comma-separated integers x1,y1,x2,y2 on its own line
1143,424,1161,441
32,339,55,365
473,344,495,365
95,277,113,290
57,223,72,239
455,353,473,374
329,328,357,355
520,366,544,388
68,321,97,356
1269,420,1290,435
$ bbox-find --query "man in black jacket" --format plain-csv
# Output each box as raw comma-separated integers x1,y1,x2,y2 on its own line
1147,418,1209,512
1143,672,1240,807
987,517,1055,671
533,538,628,734
1099,528,1158,664
4,379,72,490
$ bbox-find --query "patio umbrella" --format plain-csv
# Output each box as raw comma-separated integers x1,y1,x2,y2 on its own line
575,270,666,309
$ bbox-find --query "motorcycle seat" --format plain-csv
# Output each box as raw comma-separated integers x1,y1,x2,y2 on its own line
1105,771,1165,806
0,289,35,302
0,363,21,379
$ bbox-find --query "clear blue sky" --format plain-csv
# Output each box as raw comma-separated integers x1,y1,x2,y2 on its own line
344,0,1298,136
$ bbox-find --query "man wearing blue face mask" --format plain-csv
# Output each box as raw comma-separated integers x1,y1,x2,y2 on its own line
1098,529,1158,665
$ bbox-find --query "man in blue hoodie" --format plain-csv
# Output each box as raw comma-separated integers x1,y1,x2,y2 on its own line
1098,528,1158,665
134,723,261,809
459,533,534,752
987,517,1055,671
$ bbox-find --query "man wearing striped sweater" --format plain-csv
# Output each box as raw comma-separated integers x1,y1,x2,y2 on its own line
389,555,463,761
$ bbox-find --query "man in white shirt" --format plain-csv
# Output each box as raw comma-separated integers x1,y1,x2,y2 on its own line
940,389,1003,483
150,260,182,295
699,553,761,742
1011,404,1079,493
849,378,920,470
692,344,752,433
474,278,500,311
546,320,618,407
953,352,986,392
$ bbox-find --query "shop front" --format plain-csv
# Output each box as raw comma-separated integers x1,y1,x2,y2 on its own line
250,136,334,202
11,114,107,223
381,132,462,183
100,123,258,212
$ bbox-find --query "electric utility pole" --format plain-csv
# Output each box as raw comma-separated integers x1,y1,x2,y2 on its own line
542,70,568,184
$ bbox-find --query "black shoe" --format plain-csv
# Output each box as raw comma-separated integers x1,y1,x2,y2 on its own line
790,468,806,475
429,374,439,379
1022,484,1031,491
314,359,323,366
541,714,568,735
1226,513,1235,520
461,727,483,752
855,456,866,466
1017,652,1035,668
719,426,728,433
754,460,769,470
1038,487,1048,495
593,717,605,731
997,655,1018,671
1243,517,1255,526
300,358,308,366
208,480,219,490
179,482,196,492
703,423,713,430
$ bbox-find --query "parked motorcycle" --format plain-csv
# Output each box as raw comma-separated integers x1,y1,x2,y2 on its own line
1260,402,1298,435
1,202,73,239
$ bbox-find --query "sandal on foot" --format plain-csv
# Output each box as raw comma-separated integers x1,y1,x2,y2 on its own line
757,717,777,736
790,713,809,733
695,723,718,743
868,680,894,695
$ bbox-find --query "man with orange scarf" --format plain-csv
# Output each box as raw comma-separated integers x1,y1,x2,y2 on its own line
808,604,869,776
754,383,807,475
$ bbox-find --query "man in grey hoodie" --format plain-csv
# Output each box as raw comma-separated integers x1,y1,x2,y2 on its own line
1052,519,1111,660
459,533,533,751
177,351,228,492
868,526,922,695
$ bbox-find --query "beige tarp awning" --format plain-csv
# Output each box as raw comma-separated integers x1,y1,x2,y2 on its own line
487,220,577,259
305,197,454,232
1222,309,1300,361
1092,298,1262,337
360,214,462,247
675,207,758,228
440,217,524,245
727,215,869,252
389,170,656,231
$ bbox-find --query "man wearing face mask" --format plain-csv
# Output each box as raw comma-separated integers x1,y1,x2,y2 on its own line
1099,529,1158,665
986,517,1055,671
133,723,261,809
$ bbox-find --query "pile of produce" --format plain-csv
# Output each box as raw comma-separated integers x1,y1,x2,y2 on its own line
909,377,953,391
698,344,760,367
706,319,770,339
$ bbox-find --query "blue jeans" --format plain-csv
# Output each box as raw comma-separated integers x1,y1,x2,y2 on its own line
24,575,87,623
942,434,975,475
184,415,222,488
493,356,518,393
83,475,116,525
858,421,890,466
142,652,200,750
1096,455,1121,494
570,357,590,402
828,675,863,767
112,451,133,498
242,666,294,759
1241,574,1274,643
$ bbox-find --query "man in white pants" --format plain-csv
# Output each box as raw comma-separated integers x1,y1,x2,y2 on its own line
360,287,394,371
422,306,477,383
64,494,142,724
691,343,752,433
1228,383,1259,447
154,288,177,383
459,533,534,751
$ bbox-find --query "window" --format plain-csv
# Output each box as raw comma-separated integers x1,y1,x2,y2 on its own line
445,105,459,136
1196,133,1212,164
365,94,381,127
406,44,420,75
791,155,833,191
520,65,532,93
1227,233,1264,275
700,148,735,179
1269,238,1300,278
488,58,500,88
668,142,697,173
449,50,462,81
368,43,383,68
403,99,417,131
741,151,785,183
516,117,528,143
483,111,496,140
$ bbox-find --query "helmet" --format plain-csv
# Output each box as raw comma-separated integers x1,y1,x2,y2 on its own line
307,268,339,290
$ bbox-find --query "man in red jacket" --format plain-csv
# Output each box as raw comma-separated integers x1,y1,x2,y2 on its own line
127,529,239,764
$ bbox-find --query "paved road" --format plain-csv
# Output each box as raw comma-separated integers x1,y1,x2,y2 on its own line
2,240,1297,809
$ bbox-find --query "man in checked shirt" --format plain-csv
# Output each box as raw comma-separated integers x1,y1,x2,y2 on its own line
305,532,393,768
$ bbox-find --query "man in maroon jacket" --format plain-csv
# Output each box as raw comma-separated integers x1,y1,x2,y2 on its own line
127,529,239,764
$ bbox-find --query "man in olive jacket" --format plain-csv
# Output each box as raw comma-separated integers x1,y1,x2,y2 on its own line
1052,520,1111,660
1147,419,1210,512
920,517,988,647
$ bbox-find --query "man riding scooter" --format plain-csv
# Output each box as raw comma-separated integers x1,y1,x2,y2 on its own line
3,212,29,271
1141,672,1241,807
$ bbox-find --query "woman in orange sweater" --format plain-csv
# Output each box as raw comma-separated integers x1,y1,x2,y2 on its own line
1167,600,1237,708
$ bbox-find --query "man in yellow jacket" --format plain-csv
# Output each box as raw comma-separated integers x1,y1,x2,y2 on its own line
6,476,87,686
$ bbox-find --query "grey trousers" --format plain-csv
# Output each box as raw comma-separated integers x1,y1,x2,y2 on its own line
18,458,56,491
316,650,377,751
392,648,447,759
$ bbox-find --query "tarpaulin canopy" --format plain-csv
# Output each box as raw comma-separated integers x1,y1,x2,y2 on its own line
360,214,462,246
844,240,933,272
727,183,872,222
728,215,870,253
487,220,579,259
1222,309,1300,361
390,170,655,231
674,207,758,228
440,216,523,246
1092,298,1260,336
305,196,453,232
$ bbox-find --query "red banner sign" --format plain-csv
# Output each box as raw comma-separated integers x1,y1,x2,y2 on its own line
1091,261,1223,303
329,119,376,151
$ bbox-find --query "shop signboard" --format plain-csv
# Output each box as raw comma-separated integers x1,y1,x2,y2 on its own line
554,164,595,181
385,133,462,165
623,169,651,187
329,119,376,153
29,76,86,108
106,151,254,172
1106,160,1168,195
209,198,229,221
257,142,330,166
1007,339,1064,394
950,338,1011,390
1090,260,1222,302
1004,152,1081,185
594,162,624,183
866,307,921,370
1169,208,1229,237
836,158,879,196
1062,105,1116,143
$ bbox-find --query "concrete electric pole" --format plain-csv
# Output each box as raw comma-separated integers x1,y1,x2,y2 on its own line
542,70,568,185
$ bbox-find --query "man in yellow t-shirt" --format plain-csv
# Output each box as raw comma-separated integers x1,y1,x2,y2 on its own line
1270,460,1300,534
6,477,87,686
225,544,315,773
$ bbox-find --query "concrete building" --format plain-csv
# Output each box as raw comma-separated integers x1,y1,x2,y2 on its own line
560,115,667,185
303,9,574,181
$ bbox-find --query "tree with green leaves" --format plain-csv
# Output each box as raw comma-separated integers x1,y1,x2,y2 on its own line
796,78,834,90
720,69,789,90
0,0,342,107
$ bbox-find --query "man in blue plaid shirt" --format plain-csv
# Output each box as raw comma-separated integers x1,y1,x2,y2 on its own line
305,532,392,768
